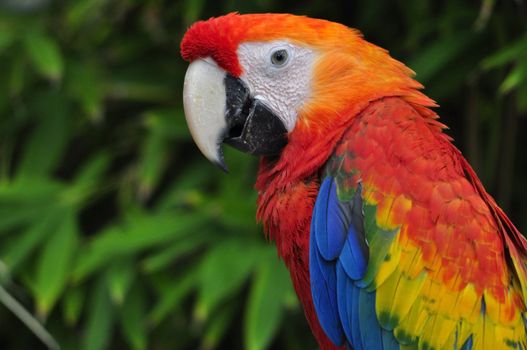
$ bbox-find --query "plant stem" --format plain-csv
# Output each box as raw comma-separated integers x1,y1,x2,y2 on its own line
0,285,60,350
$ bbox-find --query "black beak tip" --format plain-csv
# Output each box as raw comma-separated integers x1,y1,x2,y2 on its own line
215,160,229,173
212,151,229,173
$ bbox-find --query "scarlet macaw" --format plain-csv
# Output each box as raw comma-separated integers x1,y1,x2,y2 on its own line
180,13,527,350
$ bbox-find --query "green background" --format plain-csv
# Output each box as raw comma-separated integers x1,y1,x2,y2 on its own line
0,0,526,349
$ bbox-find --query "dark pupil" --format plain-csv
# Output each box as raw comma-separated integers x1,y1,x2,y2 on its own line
272,50,287,65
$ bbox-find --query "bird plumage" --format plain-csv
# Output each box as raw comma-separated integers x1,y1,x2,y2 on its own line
310,96,527,349
180,13,527,349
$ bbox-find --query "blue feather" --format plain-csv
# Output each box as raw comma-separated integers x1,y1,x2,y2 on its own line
339,182,368,280
358,289,385,350
339,230,368,280
337,262,363,350
310,176,400,349
315,177,349,260
310,205,344,346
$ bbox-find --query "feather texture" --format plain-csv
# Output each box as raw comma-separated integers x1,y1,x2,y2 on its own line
182,13,527,350
308,97,527,349
311,176,398,350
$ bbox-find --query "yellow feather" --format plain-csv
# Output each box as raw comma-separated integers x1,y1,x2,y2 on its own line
394,297,430,344
484,289,521,325
375,264,426,331
436,288,461,319
375,193,412,229
418,314,457,350
376,195,396,229
454,283,480,324
484,290,502,324
399,242,425,279
494,324,517,349
442,328,457,350
455,321,474,349
471,313,497,350
374,239,402,288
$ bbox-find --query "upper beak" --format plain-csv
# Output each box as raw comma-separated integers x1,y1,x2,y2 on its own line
183,58,287,171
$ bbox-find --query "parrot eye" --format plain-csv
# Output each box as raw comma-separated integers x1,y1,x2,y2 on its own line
270,49,289,67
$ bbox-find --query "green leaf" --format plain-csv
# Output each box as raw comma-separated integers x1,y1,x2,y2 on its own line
108,259,135,305
138,126,167,198
65,0,109,32
156,161,212,211
120,285,147,350
1,209,61,272
148,266,199,326
499,61,527,94
245,248,291,350
9,56,25,97
143,109,190,140
141,234,210,273
34,212,78,317
23,31,64,80
482,34,527,70
408,32,474,83
0,204,48,235
0,27,15,53
137,109,195,196
83,275,114,350
66,62,105,120
0,178,63,204
196,240,263,320
215,148,259,229
201,302,236,349
62,153,110,208
17,91,69,179
73,213,202,282
0,178,63,235
62,285,85,326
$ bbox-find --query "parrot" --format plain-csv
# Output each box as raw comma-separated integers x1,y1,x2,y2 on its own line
180,13,527,350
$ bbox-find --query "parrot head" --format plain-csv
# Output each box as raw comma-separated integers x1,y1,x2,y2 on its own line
181,13,433,171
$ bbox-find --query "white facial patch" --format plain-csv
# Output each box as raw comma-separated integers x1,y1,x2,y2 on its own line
237,41,317,132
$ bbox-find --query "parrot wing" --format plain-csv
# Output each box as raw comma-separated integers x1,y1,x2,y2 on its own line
309,97,527,350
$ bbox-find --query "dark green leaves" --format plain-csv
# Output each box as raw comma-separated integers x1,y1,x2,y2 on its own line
34,212,79,317
120,284,147,350
482,34,527,97
17,91,70,179
409,32,475,84
83,276,115,350
245,248,294,350
73,213,203,282
481,34,527,70
196,240,263,320
23,31,64,81
1,2,307,350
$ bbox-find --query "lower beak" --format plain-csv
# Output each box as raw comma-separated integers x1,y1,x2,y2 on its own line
183,59,287,171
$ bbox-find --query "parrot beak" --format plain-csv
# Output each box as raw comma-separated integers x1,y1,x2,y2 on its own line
183,58,287,171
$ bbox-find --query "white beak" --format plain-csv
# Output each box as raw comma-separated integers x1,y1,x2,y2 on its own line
183,58,228,169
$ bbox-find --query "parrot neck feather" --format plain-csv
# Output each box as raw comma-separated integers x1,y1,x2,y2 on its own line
254,95,440,350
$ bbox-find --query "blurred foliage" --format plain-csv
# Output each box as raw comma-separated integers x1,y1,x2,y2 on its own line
0,0,525,349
